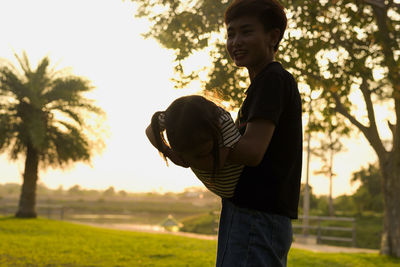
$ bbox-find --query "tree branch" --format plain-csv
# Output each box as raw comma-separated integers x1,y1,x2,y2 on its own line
394,97,400,154
387,120,395,137
363,0,386,8
331,93,368,134
332,92,388,157
369,0,399,87
360,77,377,130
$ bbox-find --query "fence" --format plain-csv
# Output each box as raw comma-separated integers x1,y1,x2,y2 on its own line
293,215,356,247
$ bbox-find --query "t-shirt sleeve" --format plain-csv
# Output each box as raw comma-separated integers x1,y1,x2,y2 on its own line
247,72,285,126
218,108,241,148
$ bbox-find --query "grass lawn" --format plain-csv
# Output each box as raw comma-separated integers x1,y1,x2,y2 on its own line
0,216,399,267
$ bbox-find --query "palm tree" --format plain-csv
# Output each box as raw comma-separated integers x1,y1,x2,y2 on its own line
0,52,104,218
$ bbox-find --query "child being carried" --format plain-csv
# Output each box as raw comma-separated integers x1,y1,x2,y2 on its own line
146,95,243,198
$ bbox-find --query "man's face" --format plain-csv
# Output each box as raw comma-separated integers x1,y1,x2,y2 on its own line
226,16,277,75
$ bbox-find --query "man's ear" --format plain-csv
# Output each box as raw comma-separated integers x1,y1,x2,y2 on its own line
270,28,281,48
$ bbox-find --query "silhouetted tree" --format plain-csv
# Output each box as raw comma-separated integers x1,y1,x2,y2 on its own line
103,186,116,197
311,104,349,216
0,52,105,218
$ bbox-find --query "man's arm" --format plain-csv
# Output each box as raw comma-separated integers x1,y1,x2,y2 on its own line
227,119,275,166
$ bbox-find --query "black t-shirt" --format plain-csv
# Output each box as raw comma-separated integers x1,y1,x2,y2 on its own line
230,62,303,219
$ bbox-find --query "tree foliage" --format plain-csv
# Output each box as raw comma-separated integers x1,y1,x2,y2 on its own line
351,163,384,213
299,183,319,211
130,0,400,257
133,0,247,107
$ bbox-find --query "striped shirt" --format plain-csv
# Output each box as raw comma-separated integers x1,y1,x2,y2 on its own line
158,108,244,198
191,108,243,198
158,108,243,198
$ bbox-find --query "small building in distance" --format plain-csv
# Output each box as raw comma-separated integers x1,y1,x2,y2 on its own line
160,214,183,232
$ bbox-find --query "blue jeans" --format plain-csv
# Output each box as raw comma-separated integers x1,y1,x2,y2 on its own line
216,199,293,267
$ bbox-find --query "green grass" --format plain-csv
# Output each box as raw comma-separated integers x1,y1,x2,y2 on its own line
0,217,399,267
354,214,383,249
288,249,399,267
0,216,216,266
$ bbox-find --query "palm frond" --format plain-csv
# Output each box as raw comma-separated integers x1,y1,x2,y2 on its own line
76,101,104,115
43,125,91,167
34,57,50,84
0,67,31,100
0,114,15,152
44,77,92,105
14,52,32,79
8,135,26,160
54,107,84,126
53,120,82,134
0,101,23,154
56,100,104,115
26,56,51,107
49,102,104,128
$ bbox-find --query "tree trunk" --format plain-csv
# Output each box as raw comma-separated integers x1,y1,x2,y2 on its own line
379,157,400,257
15,144,39,218
329,174,334,216
328,140,334,217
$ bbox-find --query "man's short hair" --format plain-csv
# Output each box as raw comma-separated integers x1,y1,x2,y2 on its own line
224,0,287,51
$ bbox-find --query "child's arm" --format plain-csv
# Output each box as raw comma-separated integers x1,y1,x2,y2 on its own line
227,119,275,166
145,124,189,168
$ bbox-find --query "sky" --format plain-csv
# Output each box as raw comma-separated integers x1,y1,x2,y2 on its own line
0,0,382,197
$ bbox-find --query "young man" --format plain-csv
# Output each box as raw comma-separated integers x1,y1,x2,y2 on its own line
145,0,302,265
216,0,303,266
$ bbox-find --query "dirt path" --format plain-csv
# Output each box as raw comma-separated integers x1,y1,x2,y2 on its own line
71,221,379,254
69,221,218,240
291,242,379,254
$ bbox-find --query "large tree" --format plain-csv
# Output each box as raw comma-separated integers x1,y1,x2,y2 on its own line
0,53,104,218
131,0,400,257
284,0,400,257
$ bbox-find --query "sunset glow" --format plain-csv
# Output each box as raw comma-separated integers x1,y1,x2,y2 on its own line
0,0,383,197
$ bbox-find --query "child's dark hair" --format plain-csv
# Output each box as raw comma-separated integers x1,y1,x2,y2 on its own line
224,0,287,52
151,95,222,176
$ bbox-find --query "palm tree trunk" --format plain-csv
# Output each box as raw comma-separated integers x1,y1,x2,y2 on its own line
15,144,39,218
